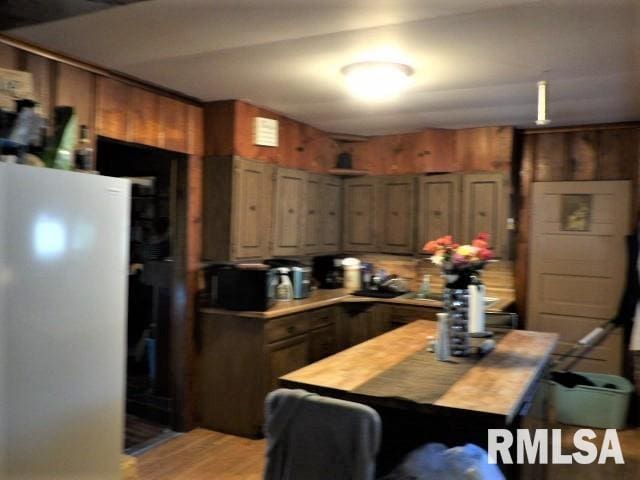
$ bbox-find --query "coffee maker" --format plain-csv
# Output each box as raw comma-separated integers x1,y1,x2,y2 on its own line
312,254,348,289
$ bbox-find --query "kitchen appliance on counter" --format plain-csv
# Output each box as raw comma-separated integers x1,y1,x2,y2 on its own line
202,262,234,306
265,258,311,299
217,263,276,311
312,254,348,289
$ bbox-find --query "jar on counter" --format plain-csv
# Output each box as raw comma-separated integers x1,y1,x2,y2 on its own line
342,257,362,291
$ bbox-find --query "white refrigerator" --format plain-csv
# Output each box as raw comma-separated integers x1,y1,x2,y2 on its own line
0,163,130,479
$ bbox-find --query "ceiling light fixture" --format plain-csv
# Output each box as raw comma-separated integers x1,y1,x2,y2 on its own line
341,61,414,101
535,80,551,126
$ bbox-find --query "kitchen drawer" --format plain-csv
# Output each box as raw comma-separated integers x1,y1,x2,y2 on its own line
308,307,336,330
265,314,310,343
388,306,438,324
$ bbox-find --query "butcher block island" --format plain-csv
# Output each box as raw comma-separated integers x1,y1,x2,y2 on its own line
196,289,515,437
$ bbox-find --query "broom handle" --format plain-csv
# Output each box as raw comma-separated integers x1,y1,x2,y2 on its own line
553,322,618,371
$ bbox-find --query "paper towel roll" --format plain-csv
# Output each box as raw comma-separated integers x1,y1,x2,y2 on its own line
468,284,486,334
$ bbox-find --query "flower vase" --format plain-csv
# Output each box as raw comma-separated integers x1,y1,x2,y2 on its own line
443,270,473,356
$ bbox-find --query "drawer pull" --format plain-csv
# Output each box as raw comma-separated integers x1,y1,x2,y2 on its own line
286,325,296,334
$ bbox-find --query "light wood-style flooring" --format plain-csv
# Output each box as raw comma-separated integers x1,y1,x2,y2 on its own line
136,426,640,479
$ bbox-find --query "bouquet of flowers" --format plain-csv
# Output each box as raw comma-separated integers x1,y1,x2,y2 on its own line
422,233,494,274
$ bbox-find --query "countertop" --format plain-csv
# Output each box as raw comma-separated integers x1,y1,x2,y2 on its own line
200,287,515,319
280,320,558,424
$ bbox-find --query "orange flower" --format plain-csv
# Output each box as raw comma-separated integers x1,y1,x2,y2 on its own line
478,248,493,261
423,240,439,253
476,232,491,242
472,238,488,249
438,235,453,246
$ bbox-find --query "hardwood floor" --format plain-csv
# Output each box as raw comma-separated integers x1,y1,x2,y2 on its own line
136,428,265,479
136,426,639,479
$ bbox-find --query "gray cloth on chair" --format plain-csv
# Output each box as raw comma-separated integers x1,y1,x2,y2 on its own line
264,388,382,480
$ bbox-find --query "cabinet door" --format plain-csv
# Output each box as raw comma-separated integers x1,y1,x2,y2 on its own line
267,334,309,391
378,175,416,254
417,174,461,252
309,324,338,363
321,176,342,253
461,172,507,257
343,177,378,252
273,168,307,256
127,86,159,146
342,304,377,347
303,173,323,255
158,96,187,152
95,76,129,141
231,157,274,260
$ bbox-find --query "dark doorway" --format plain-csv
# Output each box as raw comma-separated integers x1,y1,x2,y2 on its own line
96,136,188,452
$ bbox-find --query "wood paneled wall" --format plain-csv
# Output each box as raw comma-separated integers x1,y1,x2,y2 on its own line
514,125,640,322
205,100,513,176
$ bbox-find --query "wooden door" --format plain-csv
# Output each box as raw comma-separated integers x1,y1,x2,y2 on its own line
231,157,274,260
343,177,378,252
303,173,323,255
273,168,306,256
527,181,631,374
127,86,159,147
321,176,342,253
417,174,461,251
95,76,129,141
378,175,416,254
461,172,507,256
267,334,309,391
158,96,187,152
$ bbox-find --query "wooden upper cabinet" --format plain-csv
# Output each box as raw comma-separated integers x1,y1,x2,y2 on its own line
186,104,204,156
417,174,461,252
343,177,378,252
303,173,323,255
95,76,129,141
461,172,507,257
377,175,416,254
158,96,187,152
321,176,342,253
273,168,307,257
231,157,275,260
127,86,159,146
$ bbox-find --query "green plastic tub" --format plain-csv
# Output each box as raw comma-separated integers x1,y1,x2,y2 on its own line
551,371,634,429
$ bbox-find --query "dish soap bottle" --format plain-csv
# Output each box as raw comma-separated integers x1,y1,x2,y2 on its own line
276,268,293,301
417,274,431,299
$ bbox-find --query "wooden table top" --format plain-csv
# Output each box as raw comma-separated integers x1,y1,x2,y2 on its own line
280,320,558,424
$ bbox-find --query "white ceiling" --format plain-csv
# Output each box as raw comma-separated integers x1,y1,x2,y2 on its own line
9,0,640,135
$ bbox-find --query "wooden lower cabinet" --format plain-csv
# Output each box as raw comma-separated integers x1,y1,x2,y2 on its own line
197,301,440,437
267,334,310,391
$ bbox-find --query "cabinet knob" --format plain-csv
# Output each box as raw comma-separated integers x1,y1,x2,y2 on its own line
309,209,316,215
287,325,296,334
329,211,336,216
249,205,256,211
391,211,399,217
355,211,363,217
478,211,487,217
288,208,295,214
433,210,442,217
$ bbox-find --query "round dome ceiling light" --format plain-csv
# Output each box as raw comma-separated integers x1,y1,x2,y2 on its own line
341,61,414,101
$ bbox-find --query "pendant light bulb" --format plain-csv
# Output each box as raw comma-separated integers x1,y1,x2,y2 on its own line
536,80,550,126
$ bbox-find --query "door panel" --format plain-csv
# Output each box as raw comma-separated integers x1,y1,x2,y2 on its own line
343,178,378,252
231,158,273,260
304,174,322,254
267,335,309,391
527,180,630,374
378,176,415,254
273,168,306,256
321,177,342,252
417,174,460,252
461,173,506,257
